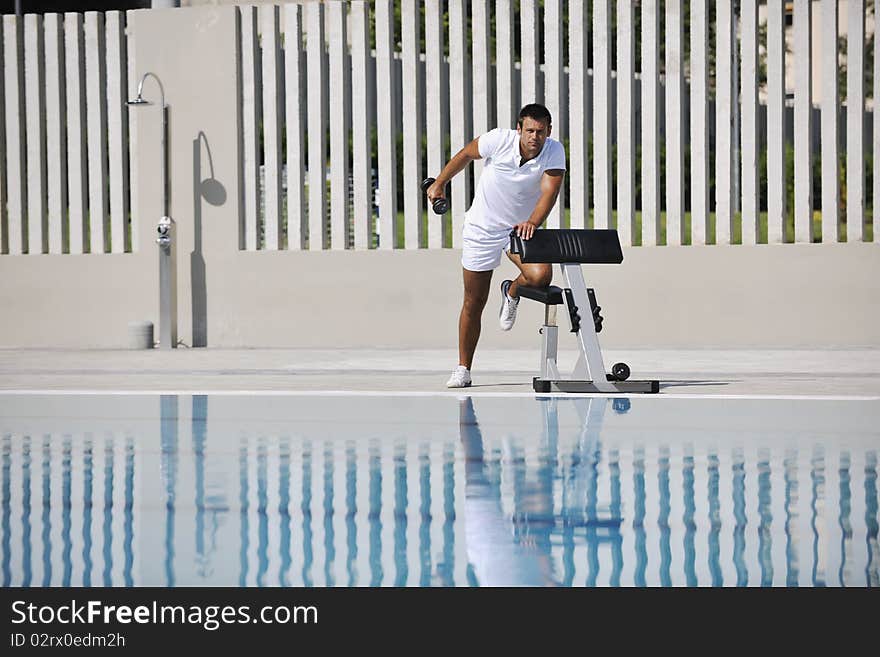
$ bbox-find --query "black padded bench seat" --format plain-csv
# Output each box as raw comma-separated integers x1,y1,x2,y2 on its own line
517,285,564,305
509,228,624,264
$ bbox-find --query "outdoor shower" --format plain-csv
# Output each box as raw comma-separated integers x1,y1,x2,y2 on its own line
128,72,177,349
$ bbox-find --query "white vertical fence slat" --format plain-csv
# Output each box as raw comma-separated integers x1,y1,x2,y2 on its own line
328,1,350,250
44,14,66,255
24,14,47,255
846,0,865,242
766,0,786,244
375,0,397,250
793,0,813,243
665,0,684,245
448,0,469,247
472,0,490,187
3,17,25,255
401,0,422,249
875,0,880,242
520,0,538,107
641,0,660,245
65,13,87,255
690,0,709,245
740,0,758,245
284,4,306,250
820,0,839,243
495,0,514,130
240,6,260,251
568,1,588,229
425,0,445,248
715,1,733,245
616,0,634,245
106,11,129,254
349,2,371,250
543,0,562,228
126,17,137,255
306,2,327,250
85,12,108,254
593,0,611,230
260,5,283,250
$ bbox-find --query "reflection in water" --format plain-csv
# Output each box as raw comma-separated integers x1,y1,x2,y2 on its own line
62,437,72,586
280,439,292,586
0,394,878,587
683,453,697,587
161,396,177,587
811,448,826,586
632,448,647,587
758,452,773,586
22,435,31,587
658,448,671,587
865,451,879,587
460,397,555,586
41,437,51,587
838,452,851,586
733,450,748,586
707,453,722,586
81,438,91,587
784,450,799,586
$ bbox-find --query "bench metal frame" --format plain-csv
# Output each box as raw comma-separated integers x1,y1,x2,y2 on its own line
511,229,659,394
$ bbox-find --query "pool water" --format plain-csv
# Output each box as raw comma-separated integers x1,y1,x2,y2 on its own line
1,393,877,587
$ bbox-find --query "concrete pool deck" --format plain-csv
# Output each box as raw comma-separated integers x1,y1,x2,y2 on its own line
0,347,878,398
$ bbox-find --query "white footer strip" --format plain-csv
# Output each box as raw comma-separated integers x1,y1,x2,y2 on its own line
0,389,877,401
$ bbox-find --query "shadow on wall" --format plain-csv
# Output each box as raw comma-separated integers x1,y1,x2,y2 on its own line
192,130,227,348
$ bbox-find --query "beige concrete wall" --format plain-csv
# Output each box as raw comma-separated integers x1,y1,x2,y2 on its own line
2,240,878,349
198,242,880,350
0,254,154,347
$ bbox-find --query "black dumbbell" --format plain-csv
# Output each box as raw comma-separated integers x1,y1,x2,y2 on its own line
421,177,448,215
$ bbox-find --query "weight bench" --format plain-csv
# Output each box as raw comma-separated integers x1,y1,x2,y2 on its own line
509,228,659,394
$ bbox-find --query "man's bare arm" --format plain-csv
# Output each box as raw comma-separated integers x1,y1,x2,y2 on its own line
512,169,565,240
426,138,482,204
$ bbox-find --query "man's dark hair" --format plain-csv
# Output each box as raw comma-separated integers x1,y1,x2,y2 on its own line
517,103,552,127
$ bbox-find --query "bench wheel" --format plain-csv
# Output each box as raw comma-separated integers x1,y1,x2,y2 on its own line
610,362,630,382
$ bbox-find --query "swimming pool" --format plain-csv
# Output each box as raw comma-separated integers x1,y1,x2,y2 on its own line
1,393,877,587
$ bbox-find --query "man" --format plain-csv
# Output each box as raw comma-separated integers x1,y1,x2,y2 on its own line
426,103,566,388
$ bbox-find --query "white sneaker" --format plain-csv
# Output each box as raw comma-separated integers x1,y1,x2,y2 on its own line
498,279,519,331
446,365,472,388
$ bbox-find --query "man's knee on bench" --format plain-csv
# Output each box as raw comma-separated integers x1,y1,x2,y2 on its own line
519,268,553,290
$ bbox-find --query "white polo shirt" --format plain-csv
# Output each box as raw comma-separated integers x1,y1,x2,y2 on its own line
464,127,567,234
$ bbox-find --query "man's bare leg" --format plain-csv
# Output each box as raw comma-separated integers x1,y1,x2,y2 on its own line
505,252,553,297
459,268,493,369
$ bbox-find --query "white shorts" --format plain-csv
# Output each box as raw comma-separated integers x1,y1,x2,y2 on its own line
461,221,512,272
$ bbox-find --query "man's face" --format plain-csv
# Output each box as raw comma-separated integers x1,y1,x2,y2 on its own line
517,117,551,159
